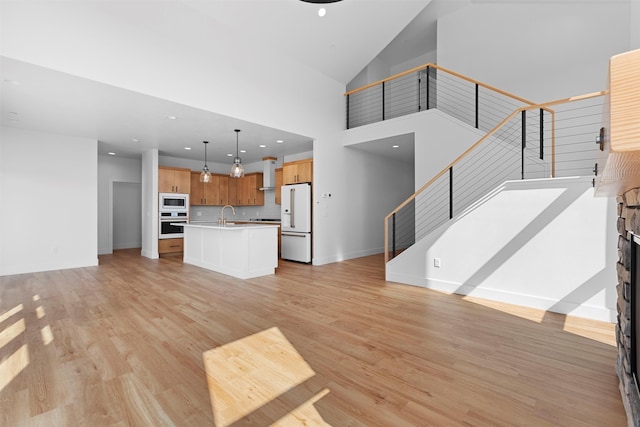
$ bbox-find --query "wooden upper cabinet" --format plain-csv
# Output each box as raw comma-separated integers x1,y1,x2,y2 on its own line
238,173,264,206
282,158,312,185
228,177,239,205
159,167,191,193
218,176,229,206
188,171,264,206
225,173,264,206
275,167,283,205
190,172,204,205
191,172,228,205
246,173,264,206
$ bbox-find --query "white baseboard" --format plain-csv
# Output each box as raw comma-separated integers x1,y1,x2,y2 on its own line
312,247,383,266
0,257,99,277
386,272,616,323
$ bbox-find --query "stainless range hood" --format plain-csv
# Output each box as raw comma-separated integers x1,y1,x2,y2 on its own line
259,158,277,191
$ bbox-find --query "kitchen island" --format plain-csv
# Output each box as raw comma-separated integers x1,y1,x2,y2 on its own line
176,222,279,279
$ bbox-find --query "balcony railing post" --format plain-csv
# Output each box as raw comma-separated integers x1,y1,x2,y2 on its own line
475,83,479,129
382,81,385,121
449,167,454,219
346,94,350,129
392,213,396,258
521,110,526,179
539,108,544,160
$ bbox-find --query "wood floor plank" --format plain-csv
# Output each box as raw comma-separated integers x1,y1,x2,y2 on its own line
0,249,627,425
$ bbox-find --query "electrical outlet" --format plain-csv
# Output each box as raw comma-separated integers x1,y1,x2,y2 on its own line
434,258,441,268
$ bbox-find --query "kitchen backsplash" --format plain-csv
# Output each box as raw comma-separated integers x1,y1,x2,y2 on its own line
190,189,281,222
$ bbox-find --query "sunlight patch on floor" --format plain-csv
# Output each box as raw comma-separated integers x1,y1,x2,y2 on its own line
462,295,546,322
0,304,23,323
463,295,617,346
272,388,331,426
203,326,331,426
561,322,617,346
0,344,29,392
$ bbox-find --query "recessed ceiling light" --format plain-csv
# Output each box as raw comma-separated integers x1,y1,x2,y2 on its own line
108,152,116,156
318,7,326,16
166,115,177,120
276,140,283,144
184,147,191,150
132,138,140,142
259,144,267,148
392,145,399,148
240,149,247,153
227,153,233,157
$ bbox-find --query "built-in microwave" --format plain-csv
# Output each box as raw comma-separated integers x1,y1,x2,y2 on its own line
159,193,189,212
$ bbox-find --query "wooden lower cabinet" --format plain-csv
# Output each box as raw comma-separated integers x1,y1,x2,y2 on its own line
159,238,184,255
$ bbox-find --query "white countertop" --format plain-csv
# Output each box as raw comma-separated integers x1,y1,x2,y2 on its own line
174,222,280,230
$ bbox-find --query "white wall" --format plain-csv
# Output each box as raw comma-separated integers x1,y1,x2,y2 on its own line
632,0,640,49
344,109,483,191
97,155,141,254
388,177,617,322
390,50,437,76
0,127,98,275
437,2,632,102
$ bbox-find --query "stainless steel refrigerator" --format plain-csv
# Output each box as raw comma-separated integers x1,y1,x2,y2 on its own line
281,183,311,263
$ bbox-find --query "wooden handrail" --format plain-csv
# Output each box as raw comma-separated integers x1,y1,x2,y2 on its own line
384,90,607,263
345,62,539,107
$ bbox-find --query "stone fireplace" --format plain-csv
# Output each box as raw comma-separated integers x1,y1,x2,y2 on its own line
616,188,640,426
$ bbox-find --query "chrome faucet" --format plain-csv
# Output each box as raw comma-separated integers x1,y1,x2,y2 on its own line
219,205,235,225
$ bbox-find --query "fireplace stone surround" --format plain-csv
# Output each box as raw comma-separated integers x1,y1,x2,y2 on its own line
617,187,640,426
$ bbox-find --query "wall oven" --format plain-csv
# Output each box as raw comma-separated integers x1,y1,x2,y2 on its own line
159,211,188,239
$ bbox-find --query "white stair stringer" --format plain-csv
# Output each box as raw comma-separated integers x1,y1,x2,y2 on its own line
386,176,617,322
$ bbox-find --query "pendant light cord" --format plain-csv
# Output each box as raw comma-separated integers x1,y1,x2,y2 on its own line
235,129,240,158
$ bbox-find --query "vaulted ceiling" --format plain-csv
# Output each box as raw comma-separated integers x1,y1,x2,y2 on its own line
1,0,441,164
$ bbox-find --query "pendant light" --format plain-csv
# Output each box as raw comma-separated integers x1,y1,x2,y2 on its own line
230,129,245,178
200,140,212,183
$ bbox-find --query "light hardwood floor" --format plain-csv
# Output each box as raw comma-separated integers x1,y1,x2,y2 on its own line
0,249,626,426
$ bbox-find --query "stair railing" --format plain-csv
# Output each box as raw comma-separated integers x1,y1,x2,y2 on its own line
384,90,606,263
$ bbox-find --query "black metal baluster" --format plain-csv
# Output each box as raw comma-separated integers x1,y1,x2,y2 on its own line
418,71,422,112
392,213,396,258
346,94,350,129
539,108,544,160
521,110,526,179
475,83,479,129
426,66,430,110
382,81,385,121
449,167,454,219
